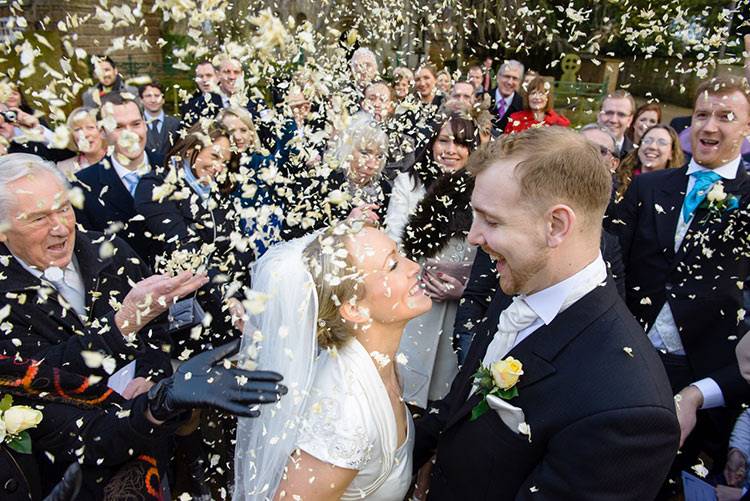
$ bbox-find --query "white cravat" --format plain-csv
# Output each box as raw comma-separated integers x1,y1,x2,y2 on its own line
482,296,538,366
481,255,608,368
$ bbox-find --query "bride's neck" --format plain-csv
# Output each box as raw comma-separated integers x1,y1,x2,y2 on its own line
355,321,405,381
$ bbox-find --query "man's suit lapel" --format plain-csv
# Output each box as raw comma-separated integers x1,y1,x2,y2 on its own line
445,280,620,430
654,166,689,259
675,166,750,263
98,157,135,217
0,245,87,330
73,233,111,310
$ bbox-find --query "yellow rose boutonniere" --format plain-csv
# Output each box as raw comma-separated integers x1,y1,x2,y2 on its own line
470,356,524,421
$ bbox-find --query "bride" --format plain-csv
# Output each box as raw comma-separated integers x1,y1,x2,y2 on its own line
234,220,432,500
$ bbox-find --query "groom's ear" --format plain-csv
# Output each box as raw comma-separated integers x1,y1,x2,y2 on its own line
339,301,370,325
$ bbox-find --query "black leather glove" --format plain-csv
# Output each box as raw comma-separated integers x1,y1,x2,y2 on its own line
147,340,286,420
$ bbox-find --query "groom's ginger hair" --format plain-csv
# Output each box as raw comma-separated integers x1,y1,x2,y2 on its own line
466,127,611,229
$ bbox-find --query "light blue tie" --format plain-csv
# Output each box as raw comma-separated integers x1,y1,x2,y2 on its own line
682,170,721,222
44,267,86,318
123,171,140,197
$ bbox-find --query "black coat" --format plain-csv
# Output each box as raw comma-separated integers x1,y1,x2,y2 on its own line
415,279,680,500
179,91,224,128
610,164,750,404
453,232,626,362
619,135,635,160
145,113,181,158
0,445,40,500
74,153,163,263
0,231,171,380
134,168,254,345
489,90,523,132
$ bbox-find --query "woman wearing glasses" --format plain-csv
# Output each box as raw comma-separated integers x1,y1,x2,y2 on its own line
503,77,570,134
615,124,684,199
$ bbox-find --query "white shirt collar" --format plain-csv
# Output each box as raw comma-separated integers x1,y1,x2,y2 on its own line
110,153,151,182
521,254,607,326
146,110,165,124
615,135,625,151
686,155,740,180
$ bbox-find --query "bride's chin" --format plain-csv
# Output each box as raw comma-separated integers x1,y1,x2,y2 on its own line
404,295,432,316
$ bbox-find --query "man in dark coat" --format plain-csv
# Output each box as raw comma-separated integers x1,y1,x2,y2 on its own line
414,127,679,500
609,75,750,488
75,92,163,262
139,81,181,158
0,153,207,388
489,60,524,132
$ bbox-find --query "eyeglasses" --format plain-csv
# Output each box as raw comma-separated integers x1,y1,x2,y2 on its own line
597,145,617,157
641,137,670,147
600,110,631,119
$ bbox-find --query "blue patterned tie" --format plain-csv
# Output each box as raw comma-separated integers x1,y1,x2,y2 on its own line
682,170,721,222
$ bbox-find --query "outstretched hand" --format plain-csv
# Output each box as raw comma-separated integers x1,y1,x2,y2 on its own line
115,271,208,338
148,340,287,421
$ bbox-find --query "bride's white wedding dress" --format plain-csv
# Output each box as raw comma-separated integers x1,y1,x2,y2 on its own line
297,338,413,500
233,235,413,501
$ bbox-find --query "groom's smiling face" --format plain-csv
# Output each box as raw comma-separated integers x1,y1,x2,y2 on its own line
468,158,550,296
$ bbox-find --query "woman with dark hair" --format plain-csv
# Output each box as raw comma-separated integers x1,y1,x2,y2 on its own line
134,121,252,348
626,102,662,146
504,76,569,134
615,124,684,198
385,109,479,409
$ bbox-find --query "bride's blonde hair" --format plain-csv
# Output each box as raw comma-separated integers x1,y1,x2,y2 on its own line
303,220,371,349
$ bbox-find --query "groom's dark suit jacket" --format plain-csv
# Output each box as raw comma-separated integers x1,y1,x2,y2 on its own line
610,165,750,404
414,279,680,500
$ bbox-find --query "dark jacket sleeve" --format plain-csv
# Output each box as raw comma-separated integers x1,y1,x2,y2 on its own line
602,231,626,299
28,394,184,468
452,248,497,362
608,174,641,269
2,306,142,379
516,406,679,500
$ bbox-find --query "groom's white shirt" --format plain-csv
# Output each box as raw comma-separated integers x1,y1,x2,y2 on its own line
509,254,606,350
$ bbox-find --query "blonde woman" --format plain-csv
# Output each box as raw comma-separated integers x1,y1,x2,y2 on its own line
57,107,107,176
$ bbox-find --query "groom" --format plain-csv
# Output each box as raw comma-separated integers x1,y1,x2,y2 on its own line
414,127,680,499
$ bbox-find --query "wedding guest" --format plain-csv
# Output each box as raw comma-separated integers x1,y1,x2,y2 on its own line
414,64,443,107
415,126,679,500
467,65,484,94
1,343,284,499
610,76,750,494
597,89,636,158
219,106,284,255
522,69,540,87
503,76,570,134
134,121,251,347
180,60,224,127
56,107,107,176
362,81,394,123
580,124,621,174
449,81,477,108
393,67,414,102
139,81,181,158
627,102,662,146
615,124,684,198
392,111,479,408
436,69,452,95
74,92,157,262
349,47,379,93
81,56,137,108
490,60,524,131
283,115,391,239
0,154,200,386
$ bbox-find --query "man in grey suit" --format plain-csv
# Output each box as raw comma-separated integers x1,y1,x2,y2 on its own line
139,81,181,158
